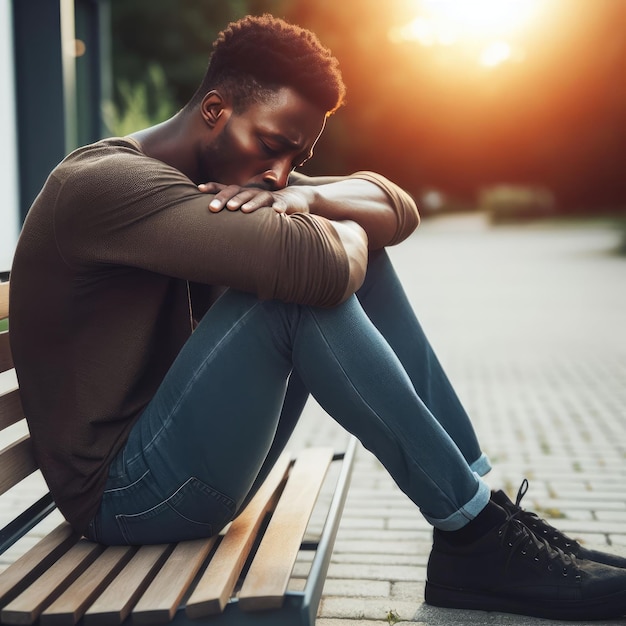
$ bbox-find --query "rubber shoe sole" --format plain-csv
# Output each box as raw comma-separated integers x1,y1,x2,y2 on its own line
425,580,626,621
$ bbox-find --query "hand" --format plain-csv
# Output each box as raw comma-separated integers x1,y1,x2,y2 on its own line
198,182,310,214
199,182,280,213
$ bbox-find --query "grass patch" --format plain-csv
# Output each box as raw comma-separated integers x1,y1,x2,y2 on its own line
0,319,7,332
540,440,551,455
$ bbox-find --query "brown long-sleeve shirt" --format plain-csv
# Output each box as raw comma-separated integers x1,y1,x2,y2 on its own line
9,137,418,534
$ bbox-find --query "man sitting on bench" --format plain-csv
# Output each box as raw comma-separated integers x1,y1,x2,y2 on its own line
9,13,626,622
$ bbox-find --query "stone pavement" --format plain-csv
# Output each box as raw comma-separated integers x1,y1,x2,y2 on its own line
2,213,625,624
286,213,626,625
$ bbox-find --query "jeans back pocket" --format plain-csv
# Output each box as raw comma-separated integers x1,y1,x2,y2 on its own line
115,477,236,545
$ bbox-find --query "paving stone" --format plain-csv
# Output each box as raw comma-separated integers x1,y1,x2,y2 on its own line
544,509,594,522
574,532,614,547
594,510,626,522
344,506,428,521
320,597,421,621
391,581,424,602
328,563,425,583
535,498,626,512
331,552,427,567
538,519,626,535
334,529,433,542
334,540,431,556
322,578,391,598
338,517,386,530
387,517,439,530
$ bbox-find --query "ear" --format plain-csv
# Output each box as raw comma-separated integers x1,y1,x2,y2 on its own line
200,91,230,128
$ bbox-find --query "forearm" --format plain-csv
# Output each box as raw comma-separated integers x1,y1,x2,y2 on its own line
288,172,419,250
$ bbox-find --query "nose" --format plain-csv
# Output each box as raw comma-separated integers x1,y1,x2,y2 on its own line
262,161,291,190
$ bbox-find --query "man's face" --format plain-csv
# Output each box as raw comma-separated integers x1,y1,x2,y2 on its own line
199,86,327,189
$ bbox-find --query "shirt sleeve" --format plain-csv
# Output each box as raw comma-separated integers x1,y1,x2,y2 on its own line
347,171,420,246
53,146,350,308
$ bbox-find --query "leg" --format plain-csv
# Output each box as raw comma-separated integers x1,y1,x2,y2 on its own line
290,296,489,529
247,247,490,508
357,249,491,476
237,370,308,512
88,289,488,545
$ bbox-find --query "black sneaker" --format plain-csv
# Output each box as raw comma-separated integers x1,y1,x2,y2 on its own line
425,510,626,620
493,479,626,569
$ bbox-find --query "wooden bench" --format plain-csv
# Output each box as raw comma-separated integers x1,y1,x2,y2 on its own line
0,281,356,626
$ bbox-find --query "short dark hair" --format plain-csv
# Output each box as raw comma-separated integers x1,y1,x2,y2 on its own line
188,14,346,115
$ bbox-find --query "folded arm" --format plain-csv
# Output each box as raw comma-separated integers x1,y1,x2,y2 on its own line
58,153,367,307
201,171,419,250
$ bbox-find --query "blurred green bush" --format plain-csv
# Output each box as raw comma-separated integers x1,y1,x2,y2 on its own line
479,185,556,224
102,64,175,137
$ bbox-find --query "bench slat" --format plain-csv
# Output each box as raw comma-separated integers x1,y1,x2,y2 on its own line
238,447,334,612
185,453,292,618
131,538,216,625
0,435,38,497
0,332,12,373
40,546,135,626
83,544,171,626
1,539,104,625
0,524,79,606
0,387,23,432
0,282,8,320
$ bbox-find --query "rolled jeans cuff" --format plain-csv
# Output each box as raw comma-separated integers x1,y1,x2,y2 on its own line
469,452,491,477
423,477,491,531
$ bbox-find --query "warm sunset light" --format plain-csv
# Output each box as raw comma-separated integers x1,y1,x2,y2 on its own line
480,40,512,67
389,0,544,68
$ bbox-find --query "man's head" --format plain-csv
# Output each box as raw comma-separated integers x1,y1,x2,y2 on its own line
188,14,346,115
183,15,346,189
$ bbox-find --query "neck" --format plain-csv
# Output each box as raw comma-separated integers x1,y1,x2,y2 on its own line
131,109,202,182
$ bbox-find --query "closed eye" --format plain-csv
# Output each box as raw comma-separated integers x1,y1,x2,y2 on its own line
259,139,281,157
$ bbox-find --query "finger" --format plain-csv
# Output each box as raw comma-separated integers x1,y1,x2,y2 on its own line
209,197,224,212
208,186,245,212
227,190,264,211
239,191,276,213
198,182,225,193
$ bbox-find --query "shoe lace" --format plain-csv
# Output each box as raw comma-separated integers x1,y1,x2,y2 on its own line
497,508,581,580
514,479,580,550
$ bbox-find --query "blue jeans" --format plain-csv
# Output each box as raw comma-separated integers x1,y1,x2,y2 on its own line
86,250,491,545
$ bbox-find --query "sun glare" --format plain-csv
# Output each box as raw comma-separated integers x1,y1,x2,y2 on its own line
480,41,512,67
390,0,542,68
